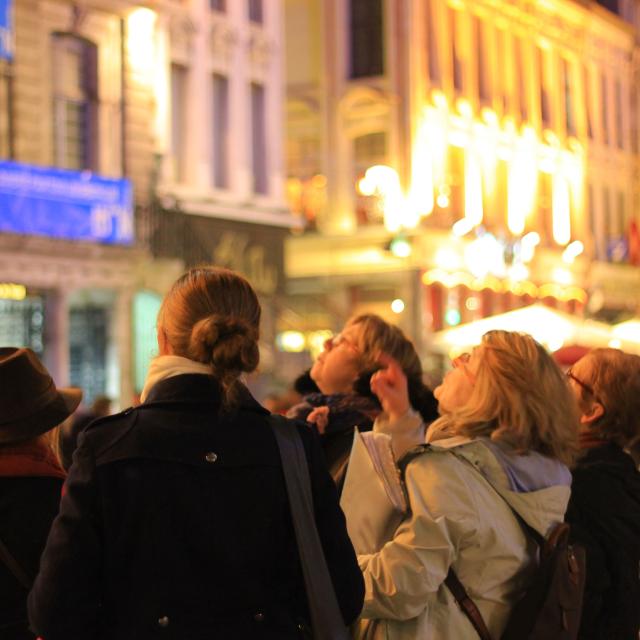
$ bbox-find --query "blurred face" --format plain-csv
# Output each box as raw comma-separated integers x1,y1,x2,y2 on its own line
310,324,362,395
434,347,482,414
565,356,604,428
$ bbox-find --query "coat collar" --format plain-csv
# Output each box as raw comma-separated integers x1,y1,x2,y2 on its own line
143,374,269,416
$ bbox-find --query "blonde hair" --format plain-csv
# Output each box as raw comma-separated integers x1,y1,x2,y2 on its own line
576,348,640,447
431,330,580,466
345,314,422,379
158,267,261,403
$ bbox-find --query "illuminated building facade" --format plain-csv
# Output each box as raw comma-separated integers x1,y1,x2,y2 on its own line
284,0,640,364
0,0,290,403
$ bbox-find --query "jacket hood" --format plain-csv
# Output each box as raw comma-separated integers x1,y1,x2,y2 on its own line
430,437,571,537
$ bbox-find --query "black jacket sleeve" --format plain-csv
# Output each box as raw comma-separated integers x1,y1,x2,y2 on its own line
301,424,365,625
27,443,103,640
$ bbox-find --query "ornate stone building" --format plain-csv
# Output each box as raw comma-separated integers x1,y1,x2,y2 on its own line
284,0,640,366
0,0,291,405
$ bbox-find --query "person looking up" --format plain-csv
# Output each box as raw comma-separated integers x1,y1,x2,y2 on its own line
344,330,580,639
288,313,437,491
564,348,640,640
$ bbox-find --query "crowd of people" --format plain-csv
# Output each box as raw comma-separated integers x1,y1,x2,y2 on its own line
0,265,638,640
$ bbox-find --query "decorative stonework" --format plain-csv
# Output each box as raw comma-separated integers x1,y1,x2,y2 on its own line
170,13,196,62
209,19,238,65
248,30,274,73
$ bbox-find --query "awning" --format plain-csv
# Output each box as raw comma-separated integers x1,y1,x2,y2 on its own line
430,304,640,356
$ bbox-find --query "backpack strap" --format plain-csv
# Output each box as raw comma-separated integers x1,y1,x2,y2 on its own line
444,570,493,640
0,536,32,590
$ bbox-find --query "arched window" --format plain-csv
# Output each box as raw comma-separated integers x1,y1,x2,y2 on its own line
51,33,98,171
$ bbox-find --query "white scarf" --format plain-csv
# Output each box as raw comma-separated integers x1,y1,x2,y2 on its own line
140,355,213,403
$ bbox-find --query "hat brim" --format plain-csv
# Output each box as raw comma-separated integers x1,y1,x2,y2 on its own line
0,387,83,445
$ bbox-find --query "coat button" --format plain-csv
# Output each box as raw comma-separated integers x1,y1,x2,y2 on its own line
205,452,218,463
254,612,265,622
158,615,170,627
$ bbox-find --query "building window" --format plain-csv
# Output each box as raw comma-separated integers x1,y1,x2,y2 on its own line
538,46,551,128
475,17,490,104
354,131,387,225
171,63,188,183
248,0,263,24
514,37,528,121
615,78,624,149
251,83,267,194
210,0,225,11
602,73,610,146
584,65,593,139
51,34,98,171
212,73,229,189
495,29,507,113
426,0,440,85
0,61,12,158
563,59,576,136
450,8,464,93
349,0,384,79
631,85,638,155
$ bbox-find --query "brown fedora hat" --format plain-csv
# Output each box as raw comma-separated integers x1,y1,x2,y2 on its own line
0,347,82,445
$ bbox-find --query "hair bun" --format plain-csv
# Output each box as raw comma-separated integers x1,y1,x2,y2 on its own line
188,314,259,379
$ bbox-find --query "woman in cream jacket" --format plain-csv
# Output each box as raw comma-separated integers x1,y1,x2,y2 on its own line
345,330,580,639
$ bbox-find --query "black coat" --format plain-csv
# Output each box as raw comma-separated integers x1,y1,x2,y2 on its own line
0,475,63,640
565,443,640,640
28,375,364,640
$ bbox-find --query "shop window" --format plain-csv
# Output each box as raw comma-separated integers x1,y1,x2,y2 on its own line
52,33,98,171
69,306,108,405
133,291,162,394
0,61,12,158
349,0,384,79
171,63,188,183
251,82,268,194
0,296,45,356
425,0,440,85
212,73,229,189
354,131,387,225
563,58,576,137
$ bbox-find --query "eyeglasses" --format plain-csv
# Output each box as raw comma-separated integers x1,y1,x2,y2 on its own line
565,368,604,408
325,333,360,354
452,352,476,385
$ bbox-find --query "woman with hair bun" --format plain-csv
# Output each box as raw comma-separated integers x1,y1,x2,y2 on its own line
29,267,364,640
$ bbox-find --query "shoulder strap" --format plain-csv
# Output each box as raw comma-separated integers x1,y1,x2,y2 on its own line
444,569,493,640
0,536,32,590
269,415,350,640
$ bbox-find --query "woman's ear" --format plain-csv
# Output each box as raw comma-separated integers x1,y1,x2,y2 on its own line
579,401,604,425
157,326,173,355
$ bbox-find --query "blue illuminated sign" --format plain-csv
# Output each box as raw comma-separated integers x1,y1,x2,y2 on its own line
0,161,134,245
0,0,13,61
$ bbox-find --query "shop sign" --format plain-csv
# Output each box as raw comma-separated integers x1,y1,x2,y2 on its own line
0,0,13,61
0,160,133,245
188,217,284,296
